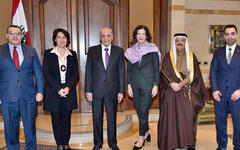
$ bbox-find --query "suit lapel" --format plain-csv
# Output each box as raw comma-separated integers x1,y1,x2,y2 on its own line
139,53,151,68
97,45,105,70
53,52,61,80
66,54,73,77
230,45,240,65
4,43,19,69
219,46,229,66
106,45,116,71
140,55,146,68
20,44,27,69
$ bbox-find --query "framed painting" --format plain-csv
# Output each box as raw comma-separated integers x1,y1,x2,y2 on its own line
209,25,226,53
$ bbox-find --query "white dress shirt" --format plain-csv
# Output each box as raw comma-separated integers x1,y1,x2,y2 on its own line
50,47,72,83
101,44,111,69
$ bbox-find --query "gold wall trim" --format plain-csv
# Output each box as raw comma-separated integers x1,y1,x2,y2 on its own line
172,5,185,11
186,9,240,15
172,5,240,15
211,0,240,1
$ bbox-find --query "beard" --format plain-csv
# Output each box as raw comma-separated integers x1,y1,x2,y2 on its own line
226,38,236,46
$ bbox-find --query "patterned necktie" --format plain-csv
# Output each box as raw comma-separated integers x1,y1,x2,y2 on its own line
13,46,20,69
227,48,232,64
104,48,109,68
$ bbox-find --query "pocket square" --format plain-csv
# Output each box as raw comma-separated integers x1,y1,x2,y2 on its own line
28,56,34,58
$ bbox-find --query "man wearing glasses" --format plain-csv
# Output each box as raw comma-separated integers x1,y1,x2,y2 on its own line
0,25,44,150
210,24,240,150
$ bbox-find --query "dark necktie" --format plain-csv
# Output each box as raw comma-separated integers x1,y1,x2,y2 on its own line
13,46,20,69
227,48,232,64
104,48,109,68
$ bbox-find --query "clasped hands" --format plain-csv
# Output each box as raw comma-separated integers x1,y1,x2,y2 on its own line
170,82,182,92
58,87,70,97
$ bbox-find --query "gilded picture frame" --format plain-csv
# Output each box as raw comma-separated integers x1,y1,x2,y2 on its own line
209,25,226,53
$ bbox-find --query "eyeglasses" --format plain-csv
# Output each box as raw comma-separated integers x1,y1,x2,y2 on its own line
8,31,22,36
101,34,112,38
224,32,236,36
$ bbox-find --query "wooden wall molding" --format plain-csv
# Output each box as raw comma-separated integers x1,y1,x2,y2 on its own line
39,0,46,54
154,0,170,56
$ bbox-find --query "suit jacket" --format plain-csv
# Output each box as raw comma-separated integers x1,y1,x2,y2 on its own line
127,52,160,89
42,49,79,111
85,44,125,100
0,43,44,103
210,45,240,94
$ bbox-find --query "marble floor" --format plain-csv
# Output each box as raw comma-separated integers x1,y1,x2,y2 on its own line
0,109,234,150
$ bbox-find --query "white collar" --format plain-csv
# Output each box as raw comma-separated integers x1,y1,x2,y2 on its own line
226,43,237,51
101,44,111,51
50,47,72,57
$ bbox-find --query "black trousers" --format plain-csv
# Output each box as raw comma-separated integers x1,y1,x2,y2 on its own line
92,91,118,147
50,98,72,146
132,88,152,136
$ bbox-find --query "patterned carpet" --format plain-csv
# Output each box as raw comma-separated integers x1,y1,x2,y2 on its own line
0,143,82,150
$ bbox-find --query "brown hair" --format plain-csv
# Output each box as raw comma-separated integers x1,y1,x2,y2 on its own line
224,24,238,33
52,28,70,47
131,25,152,45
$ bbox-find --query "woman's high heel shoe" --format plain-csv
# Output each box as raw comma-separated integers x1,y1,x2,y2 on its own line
57,145,64,150
145,133,151,142
135,133,151,144
64,145,71,150
133,140,145,150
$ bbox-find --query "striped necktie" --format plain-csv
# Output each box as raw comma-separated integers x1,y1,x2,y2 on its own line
227,48,232,64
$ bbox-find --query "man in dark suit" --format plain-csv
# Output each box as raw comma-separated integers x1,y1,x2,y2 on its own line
0,25,44,150
85,27,125,150
210,24,240,150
